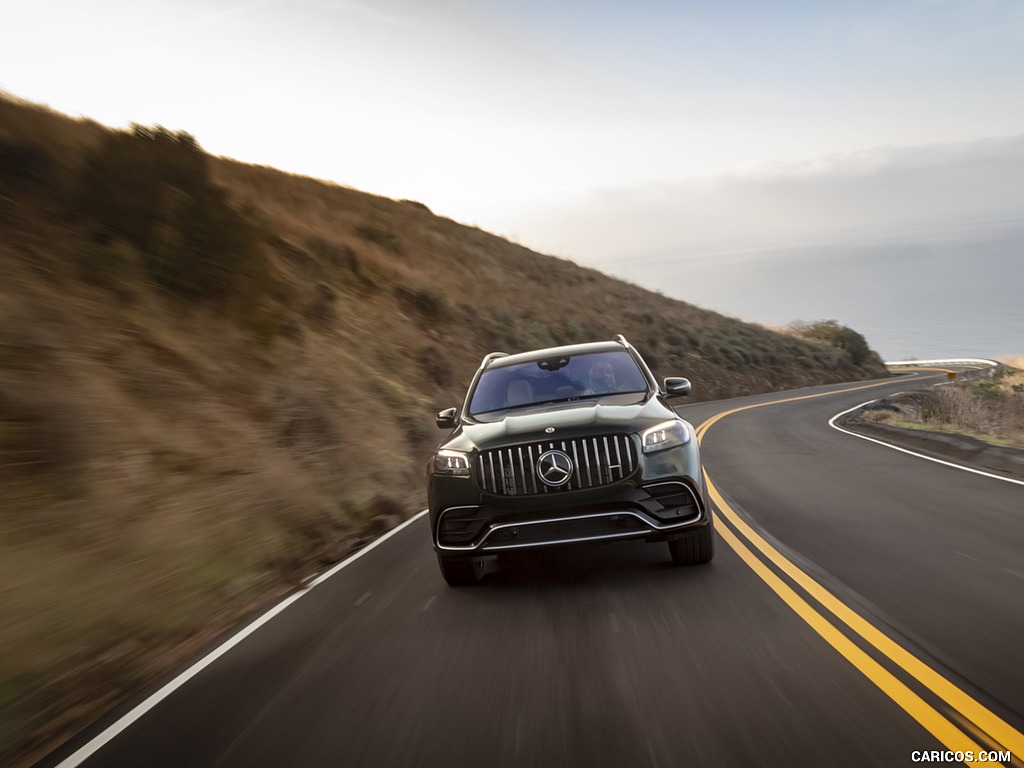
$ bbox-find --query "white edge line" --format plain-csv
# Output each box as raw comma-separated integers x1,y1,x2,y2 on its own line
829,402,1024,488
307,510,428,588
55,509,430,768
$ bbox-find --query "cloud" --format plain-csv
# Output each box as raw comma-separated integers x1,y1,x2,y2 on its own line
505,134,1024,264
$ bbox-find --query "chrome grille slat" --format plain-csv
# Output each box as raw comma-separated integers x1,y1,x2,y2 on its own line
583,440,592,486
478,434,636,495
527,444,538,494
560,441,569,490
498,451,508,495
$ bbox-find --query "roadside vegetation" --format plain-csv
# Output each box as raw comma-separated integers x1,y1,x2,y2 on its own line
859,361,1024,448
0,91,889,766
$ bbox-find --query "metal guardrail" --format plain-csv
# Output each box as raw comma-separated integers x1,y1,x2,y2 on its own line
885,358,999,368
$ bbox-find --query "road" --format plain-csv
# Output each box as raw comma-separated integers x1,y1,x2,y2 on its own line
41,371,1023,767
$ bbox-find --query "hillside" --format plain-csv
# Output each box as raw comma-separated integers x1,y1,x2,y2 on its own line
0,93,888,765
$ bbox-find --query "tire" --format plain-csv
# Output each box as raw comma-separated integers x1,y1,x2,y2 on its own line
668,519,715,565
437,555,485,586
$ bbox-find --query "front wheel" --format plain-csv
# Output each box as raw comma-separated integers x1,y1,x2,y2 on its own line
437,555,485,586
667,519,715,565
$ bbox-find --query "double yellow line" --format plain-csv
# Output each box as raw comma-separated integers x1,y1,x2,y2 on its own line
695,381,1023,762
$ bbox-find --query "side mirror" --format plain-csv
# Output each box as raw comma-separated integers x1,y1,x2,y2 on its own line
664,377,691,398
436,407,458,429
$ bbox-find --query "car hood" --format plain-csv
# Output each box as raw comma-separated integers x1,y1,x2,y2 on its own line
443,396,680,452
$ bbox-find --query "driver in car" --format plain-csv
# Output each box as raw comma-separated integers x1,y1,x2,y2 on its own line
588,361,619,393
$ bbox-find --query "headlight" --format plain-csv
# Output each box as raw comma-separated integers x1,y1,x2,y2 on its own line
641,419,690,453
432,449,471,476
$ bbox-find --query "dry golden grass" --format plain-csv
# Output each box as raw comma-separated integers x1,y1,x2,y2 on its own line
861,366,1024,449
0,90,892,766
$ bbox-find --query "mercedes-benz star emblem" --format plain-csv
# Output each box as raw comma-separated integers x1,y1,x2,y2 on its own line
537,449,573,487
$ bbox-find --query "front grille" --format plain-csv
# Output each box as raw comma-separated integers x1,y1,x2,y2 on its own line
477,434,636,496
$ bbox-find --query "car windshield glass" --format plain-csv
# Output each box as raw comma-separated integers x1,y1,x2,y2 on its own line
468,350,648,415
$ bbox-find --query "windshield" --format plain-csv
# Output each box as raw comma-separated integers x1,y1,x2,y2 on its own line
468,350,649,415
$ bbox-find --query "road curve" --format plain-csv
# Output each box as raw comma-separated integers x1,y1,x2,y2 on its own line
683,372,1024,764
40,372,1023,767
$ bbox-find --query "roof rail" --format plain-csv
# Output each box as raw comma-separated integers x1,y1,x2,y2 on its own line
614,334,629,347
481,351,509,367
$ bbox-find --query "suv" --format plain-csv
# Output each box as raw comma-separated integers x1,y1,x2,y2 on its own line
428,336,714,585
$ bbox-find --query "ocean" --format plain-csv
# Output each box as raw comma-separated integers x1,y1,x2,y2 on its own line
610,219,1024,363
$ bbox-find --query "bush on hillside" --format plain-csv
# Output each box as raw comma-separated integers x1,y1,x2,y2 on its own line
0,139,54,190
75,125,262,302
788,319,877,367
309,238,361,274
354,222,402,253
394,284,448,320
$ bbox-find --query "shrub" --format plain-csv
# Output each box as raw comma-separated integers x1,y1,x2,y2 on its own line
273,383,342,461
788,319,877,366
0,381,93,500
270,236,321,278
75,125,262,303
394,284,447,319
354,222,402,253
399,199,432,213
78,237,142,295
250,305,299,347
418,344,452,387
968,381,1002,399
562,320,587,344
305,281,338,328
0,139,53,190
309,238,361,274
77,126,203,244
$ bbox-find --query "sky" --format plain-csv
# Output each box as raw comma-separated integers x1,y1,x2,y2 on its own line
3,0,1024,353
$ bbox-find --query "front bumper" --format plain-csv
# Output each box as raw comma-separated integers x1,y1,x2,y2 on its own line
432,480,709,553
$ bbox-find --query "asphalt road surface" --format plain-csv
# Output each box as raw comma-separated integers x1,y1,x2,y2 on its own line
41,371,1024,767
